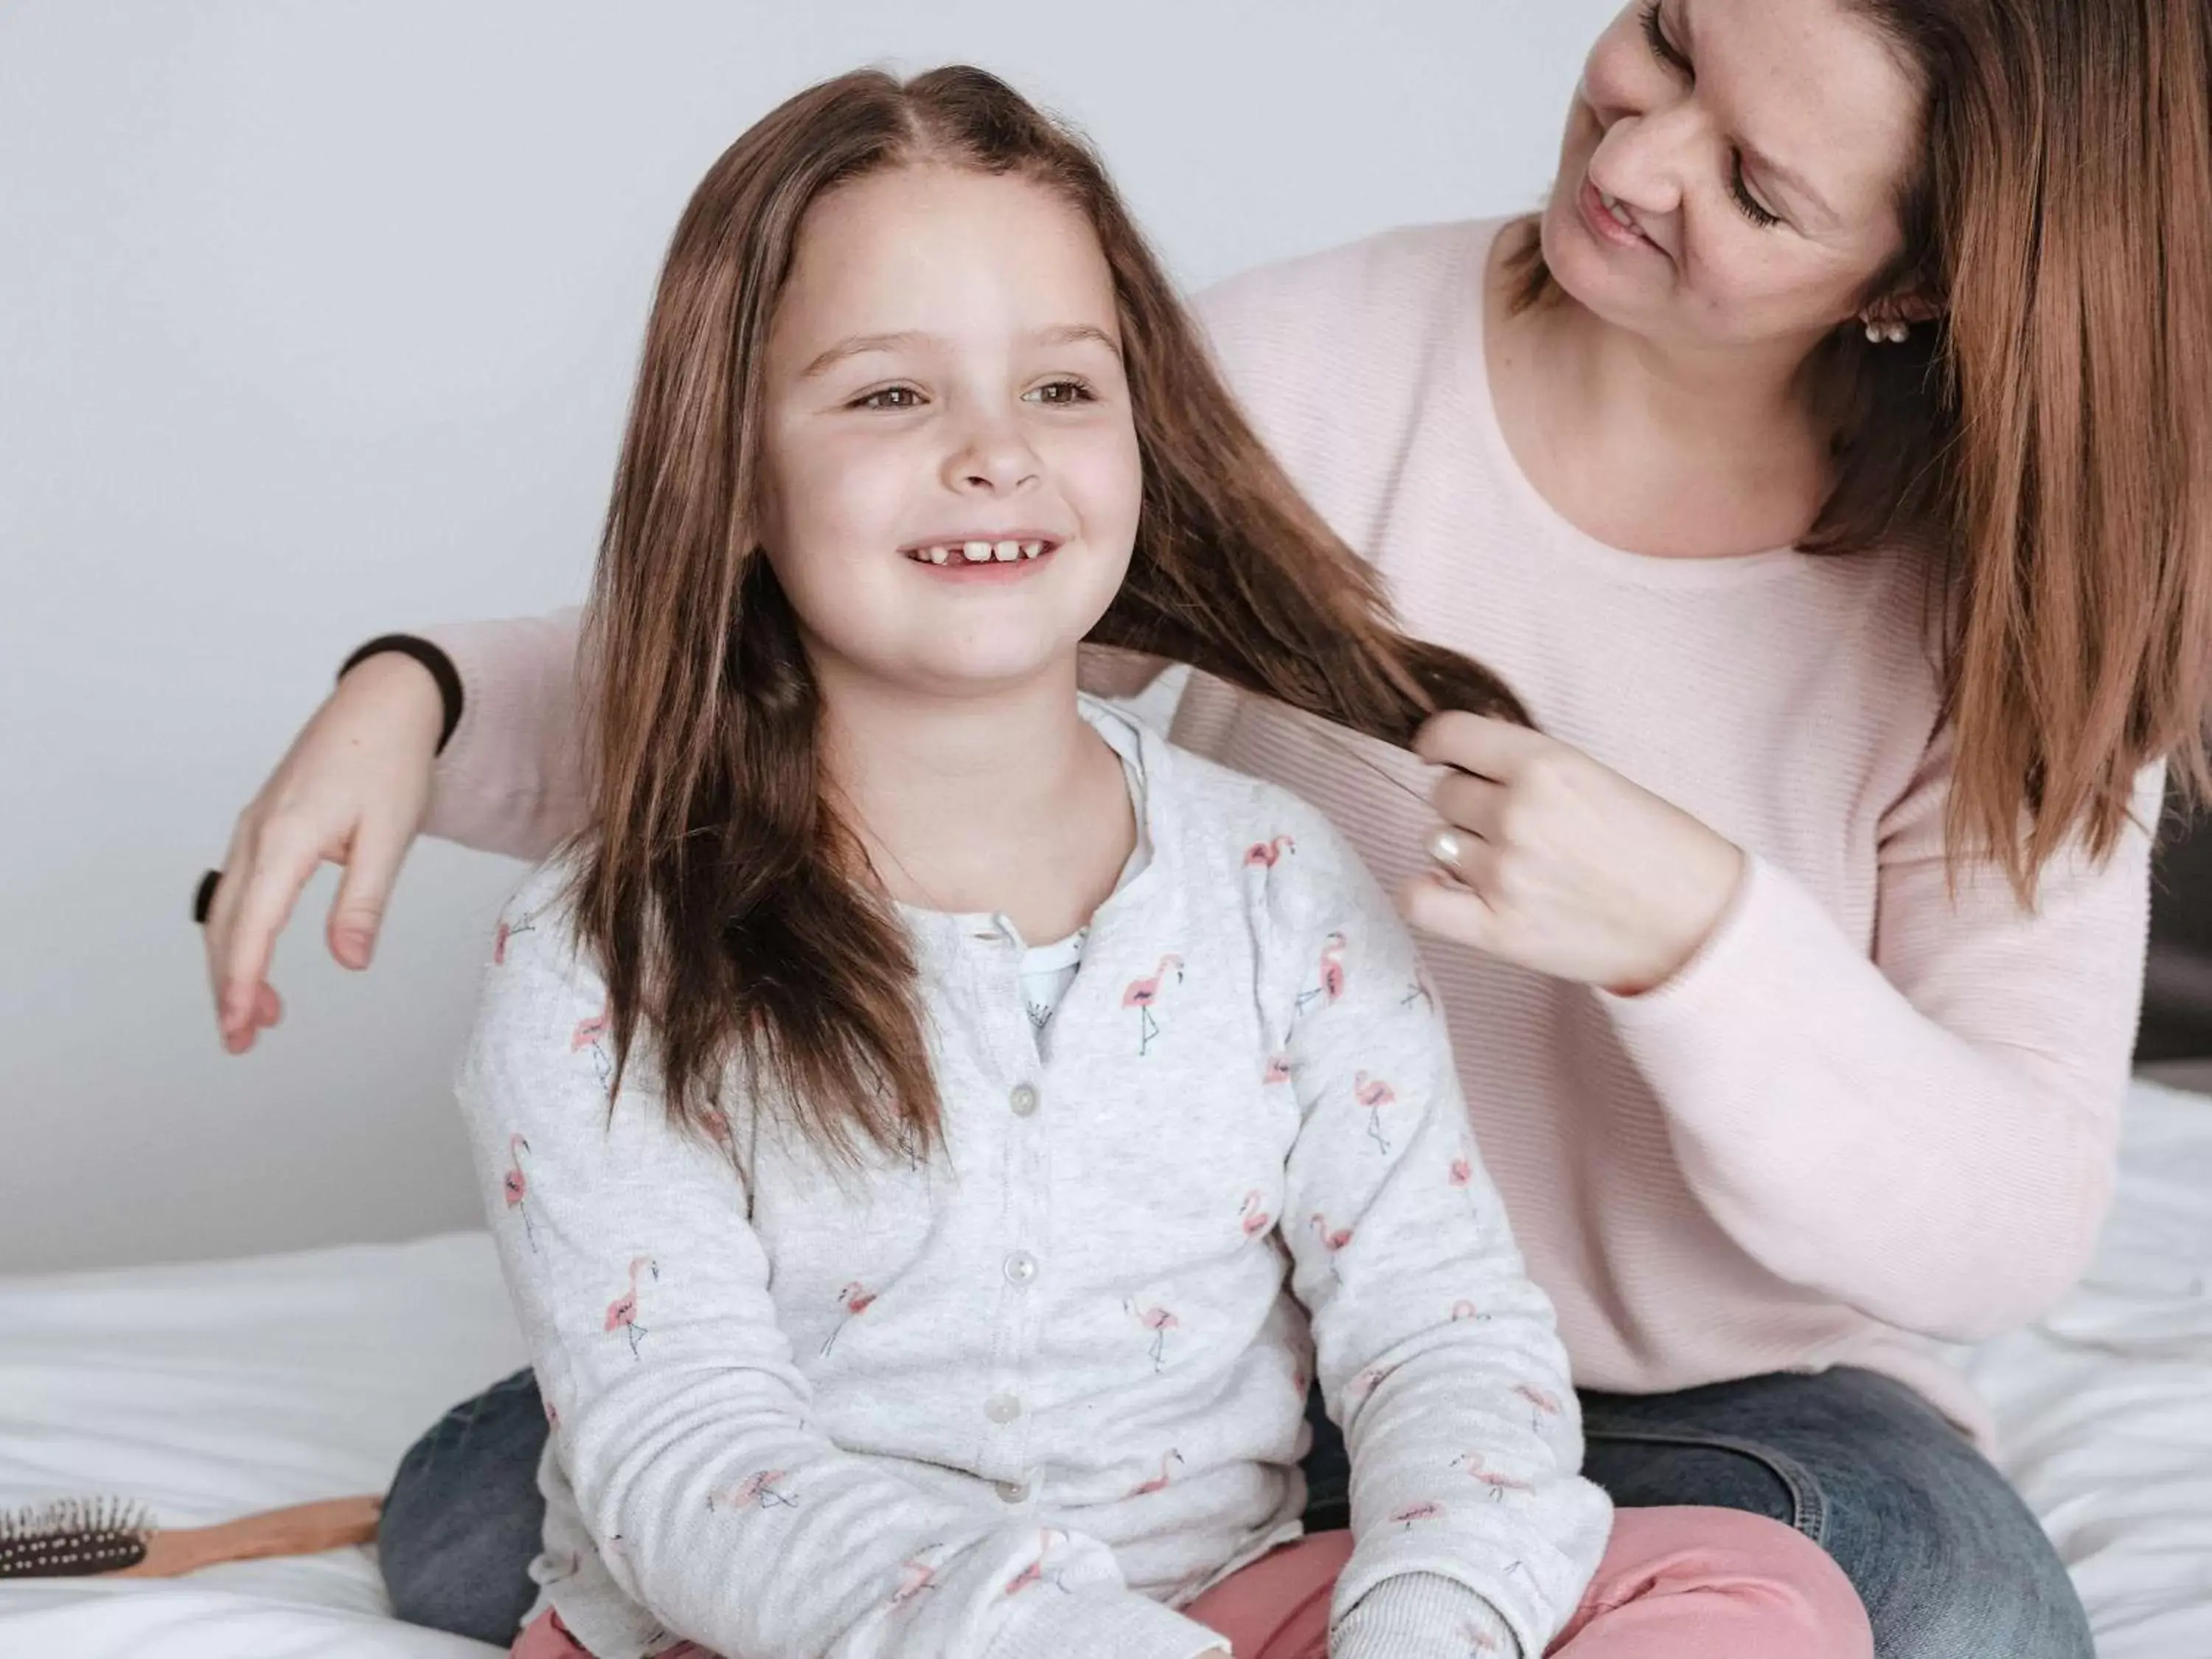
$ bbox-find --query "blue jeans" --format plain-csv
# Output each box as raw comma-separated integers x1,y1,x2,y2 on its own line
382,1364,2090,1658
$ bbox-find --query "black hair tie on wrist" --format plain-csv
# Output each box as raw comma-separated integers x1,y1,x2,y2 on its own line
338,633,465,755
193,869,220,926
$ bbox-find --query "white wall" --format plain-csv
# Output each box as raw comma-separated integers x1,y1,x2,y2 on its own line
0,0,1614,1273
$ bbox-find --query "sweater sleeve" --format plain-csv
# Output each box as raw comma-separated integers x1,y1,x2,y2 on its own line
1268,813,1609,1659
415,608,588,860
459,873,1224,1659
1603,740,2161,1342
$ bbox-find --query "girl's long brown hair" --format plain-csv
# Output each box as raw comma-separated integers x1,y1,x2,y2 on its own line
576,66,1525,1156
1510,0,2212,898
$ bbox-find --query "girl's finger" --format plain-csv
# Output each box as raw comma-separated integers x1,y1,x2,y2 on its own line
1413,709,1548,781
1430,769,1507,839
328,815,410,970
1397,867,1502,951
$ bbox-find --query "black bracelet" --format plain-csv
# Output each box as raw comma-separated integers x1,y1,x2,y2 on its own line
338,633,465,755
193,868,220,925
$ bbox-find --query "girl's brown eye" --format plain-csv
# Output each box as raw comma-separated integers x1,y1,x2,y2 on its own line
857,386,920,411
1026,379,1093,406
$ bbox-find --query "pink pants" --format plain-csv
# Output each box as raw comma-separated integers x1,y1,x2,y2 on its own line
515,1506,1872,1659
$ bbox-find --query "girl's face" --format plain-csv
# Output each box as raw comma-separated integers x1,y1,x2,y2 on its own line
1539,0,1925,352
758,164,1141,698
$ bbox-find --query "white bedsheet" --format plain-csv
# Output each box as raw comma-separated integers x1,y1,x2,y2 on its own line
3,1083,2208,1659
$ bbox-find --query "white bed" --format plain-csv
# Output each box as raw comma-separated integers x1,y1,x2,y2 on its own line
4,1083,2208,1659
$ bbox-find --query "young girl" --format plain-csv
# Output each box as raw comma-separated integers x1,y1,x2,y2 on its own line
464,66,1869,1659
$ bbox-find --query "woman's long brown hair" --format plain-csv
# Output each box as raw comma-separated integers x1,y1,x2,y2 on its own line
576,66,1526,1157
1511,0,2212,900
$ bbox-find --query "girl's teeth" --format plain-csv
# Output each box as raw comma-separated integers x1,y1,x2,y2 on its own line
992,540,1019,561
962,540,992,563
927,546,948,564
1020,541,1043,559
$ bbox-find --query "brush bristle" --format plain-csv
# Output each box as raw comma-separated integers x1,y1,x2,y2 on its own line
0,1497,154,1578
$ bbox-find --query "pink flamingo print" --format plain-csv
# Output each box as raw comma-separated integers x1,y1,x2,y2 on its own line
1310,1212,1354,1281
1450,1298,1481,1321
1354,1071,1397,1154
712,1469,798,1512
1459,1621,1503,1654
1238,1190,1273,1237
1515,1383,1564,1416
1349,1362,1399,1402
1295,932,1349,1012
1449,1155,1472,1187
492,913,536,965
1130,1449,1184,1495
1244,834,1295,869
1391,1500,1446,1528
1122,955,1184,1056
605,1256,658,1358
501,1133,535,1246
891,1552,942,1607
571,1002,613,1088
1453,1453,1536,1500
1262,1054,1291,1085
1516,1382,1564,1433
1003,1528,1070,1596
1124,1298,1179,1370
821,1281,877,1356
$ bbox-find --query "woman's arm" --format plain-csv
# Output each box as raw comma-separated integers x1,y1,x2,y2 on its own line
462,869,1224,1659
412,608,589,858
1271,812,1609,1659
1601,742,2160,1342
204,613,1166,1051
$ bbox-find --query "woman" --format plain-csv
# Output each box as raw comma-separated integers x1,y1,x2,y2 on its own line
198,3,2212,1656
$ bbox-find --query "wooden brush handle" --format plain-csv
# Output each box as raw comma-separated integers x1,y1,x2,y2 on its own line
114,1496,383,1578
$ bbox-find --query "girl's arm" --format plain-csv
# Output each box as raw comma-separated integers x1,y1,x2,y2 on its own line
1603,742,2162,1342
460,870,1225,1659
1270,814,1610,1659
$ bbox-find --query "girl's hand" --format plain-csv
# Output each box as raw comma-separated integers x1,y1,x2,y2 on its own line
1399,712,1745,997
202,652,445,1052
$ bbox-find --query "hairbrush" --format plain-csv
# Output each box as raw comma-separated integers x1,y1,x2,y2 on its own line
0,1493,381,1579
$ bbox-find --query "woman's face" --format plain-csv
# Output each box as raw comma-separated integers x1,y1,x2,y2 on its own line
757,164,1141,700
1539,0,1927,353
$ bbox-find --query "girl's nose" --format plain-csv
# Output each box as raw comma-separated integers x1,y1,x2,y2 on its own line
942,412,1040,494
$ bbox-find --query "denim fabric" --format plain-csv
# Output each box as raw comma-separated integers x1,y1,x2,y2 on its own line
382,1364,2090,1658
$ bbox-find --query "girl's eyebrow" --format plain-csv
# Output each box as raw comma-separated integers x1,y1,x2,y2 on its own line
800,322,1121,380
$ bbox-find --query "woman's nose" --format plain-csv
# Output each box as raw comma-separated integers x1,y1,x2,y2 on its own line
1587,101,1697,219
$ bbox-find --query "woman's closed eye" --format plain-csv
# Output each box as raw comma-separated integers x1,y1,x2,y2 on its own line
1638,0,1691,75
1638,0,1785,230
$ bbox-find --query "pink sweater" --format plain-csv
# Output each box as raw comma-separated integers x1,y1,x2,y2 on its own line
422,219,2155,1441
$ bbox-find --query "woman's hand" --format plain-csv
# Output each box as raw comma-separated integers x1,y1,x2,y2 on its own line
202,652,445,1052
1399,712,1745,997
